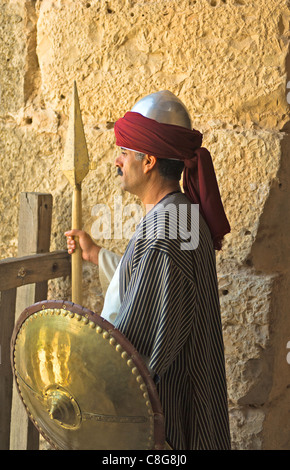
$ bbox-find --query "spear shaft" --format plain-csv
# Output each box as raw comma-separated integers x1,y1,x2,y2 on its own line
71,185,83,304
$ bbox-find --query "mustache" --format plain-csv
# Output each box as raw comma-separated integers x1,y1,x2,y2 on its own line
117,167,123,176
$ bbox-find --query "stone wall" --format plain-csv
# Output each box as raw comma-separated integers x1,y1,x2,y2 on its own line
1,0,290,449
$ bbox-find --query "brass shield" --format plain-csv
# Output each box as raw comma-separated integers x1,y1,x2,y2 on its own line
11,300,165,450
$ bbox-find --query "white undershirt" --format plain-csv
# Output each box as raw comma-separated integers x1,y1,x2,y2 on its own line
100,261,121,324
99,248,153,377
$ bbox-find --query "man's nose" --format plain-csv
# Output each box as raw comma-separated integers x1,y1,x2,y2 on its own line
115,154,122,167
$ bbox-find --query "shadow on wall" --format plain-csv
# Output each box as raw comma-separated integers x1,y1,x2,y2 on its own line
248,130,290,449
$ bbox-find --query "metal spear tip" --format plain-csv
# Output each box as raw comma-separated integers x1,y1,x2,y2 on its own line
62,81,90,188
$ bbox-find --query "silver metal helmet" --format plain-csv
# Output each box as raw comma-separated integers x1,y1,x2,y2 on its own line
131,90,192,129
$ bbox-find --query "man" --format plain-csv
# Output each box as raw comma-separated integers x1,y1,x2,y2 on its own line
65,91,231,450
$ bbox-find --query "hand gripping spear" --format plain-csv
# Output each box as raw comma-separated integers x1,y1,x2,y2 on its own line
62,81,89,305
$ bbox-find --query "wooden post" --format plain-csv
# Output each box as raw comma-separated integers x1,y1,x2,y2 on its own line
9,193,52,450
0,288,17,449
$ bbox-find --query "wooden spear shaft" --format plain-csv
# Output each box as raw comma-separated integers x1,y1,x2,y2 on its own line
71,185,83,304
62,81,89,305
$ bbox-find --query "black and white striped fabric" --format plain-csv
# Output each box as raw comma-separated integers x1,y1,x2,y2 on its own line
114,192,231,450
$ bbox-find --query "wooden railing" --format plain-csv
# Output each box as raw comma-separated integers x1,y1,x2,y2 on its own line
0,193,71,450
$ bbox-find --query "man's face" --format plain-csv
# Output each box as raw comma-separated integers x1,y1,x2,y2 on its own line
115,147,145,195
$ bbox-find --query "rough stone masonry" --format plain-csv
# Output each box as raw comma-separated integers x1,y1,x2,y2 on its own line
1,0,290,449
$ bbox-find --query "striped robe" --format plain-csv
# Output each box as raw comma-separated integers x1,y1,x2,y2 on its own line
114,192,231,450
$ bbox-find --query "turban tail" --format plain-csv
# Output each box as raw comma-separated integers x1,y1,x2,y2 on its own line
114,111,230,250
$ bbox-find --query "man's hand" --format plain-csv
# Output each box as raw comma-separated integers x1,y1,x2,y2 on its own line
65,229,101,265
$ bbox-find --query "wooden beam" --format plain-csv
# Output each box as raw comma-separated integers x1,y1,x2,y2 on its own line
0,251,71,291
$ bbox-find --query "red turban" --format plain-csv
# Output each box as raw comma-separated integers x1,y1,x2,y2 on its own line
114,111,230,250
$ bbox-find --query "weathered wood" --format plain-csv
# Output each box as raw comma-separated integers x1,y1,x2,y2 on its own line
0,193,72,450
0,194,71,450
0,251,71,291
0,288,17,449
9,193,53,450
17,193,53,256
8,194,60,449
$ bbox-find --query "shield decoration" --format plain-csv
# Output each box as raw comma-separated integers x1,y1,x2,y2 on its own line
10,300,165,450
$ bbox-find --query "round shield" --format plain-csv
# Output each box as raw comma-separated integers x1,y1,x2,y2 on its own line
11,300,165,450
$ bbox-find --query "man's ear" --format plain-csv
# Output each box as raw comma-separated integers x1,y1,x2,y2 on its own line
143,155,157,173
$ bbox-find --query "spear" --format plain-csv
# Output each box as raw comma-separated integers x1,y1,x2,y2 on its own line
62,81,89,305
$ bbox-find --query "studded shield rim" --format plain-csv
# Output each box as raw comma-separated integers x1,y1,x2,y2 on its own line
11,299,165,450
